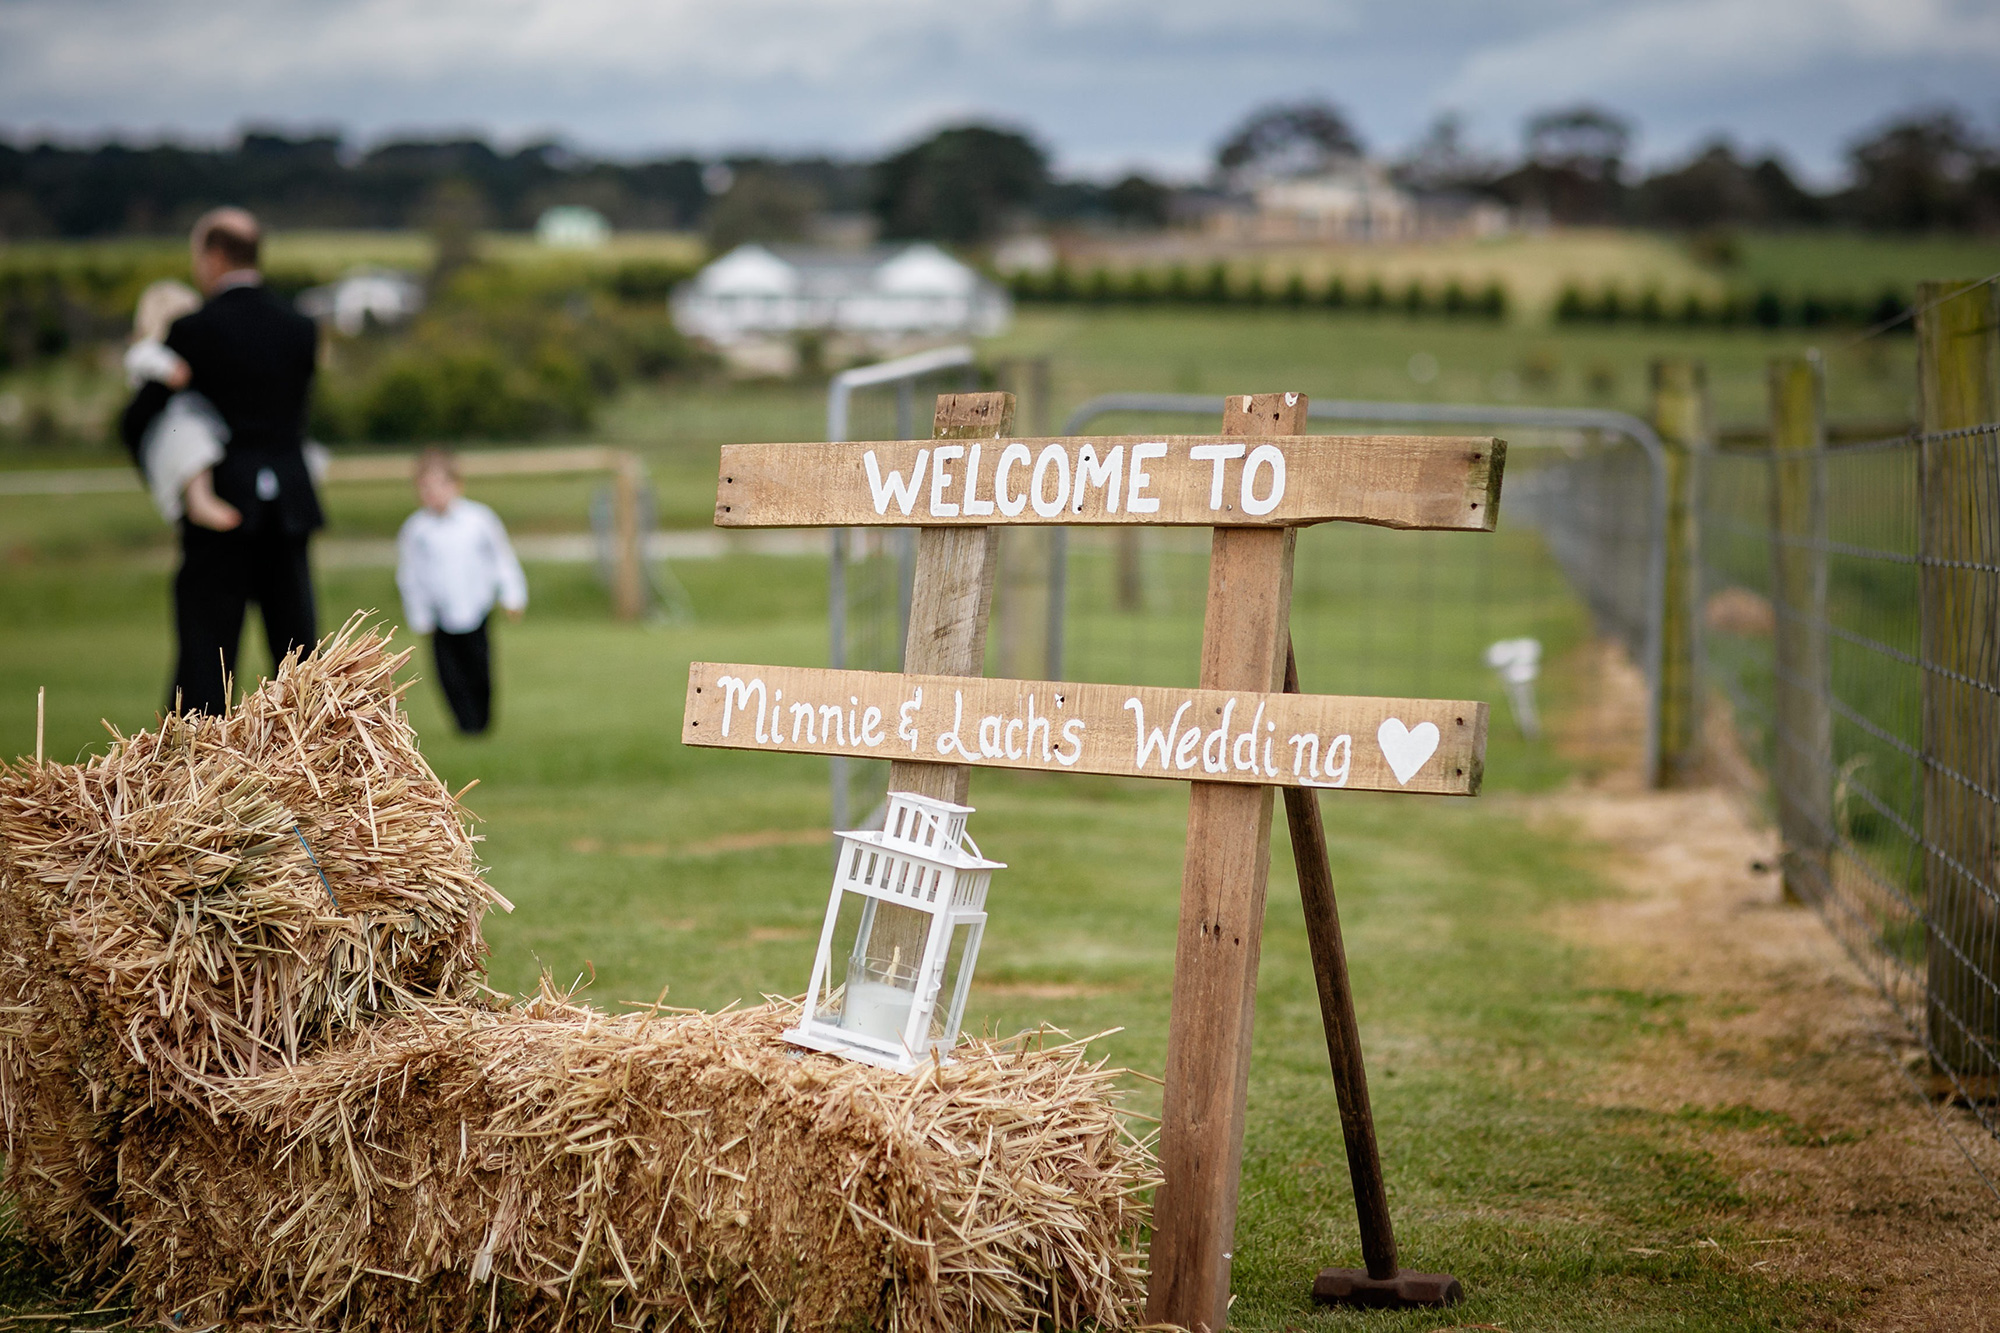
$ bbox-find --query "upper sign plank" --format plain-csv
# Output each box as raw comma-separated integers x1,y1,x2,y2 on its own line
714,433,1504,530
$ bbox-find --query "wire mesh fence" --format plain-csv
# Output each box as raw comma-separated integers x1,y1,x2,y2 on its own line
826,348,979,829
1054,442,1591,702
1698,278,2000,1189
830,387,1678,803
1497,429,1668,774
828,387,1671,795
822,316,2000,1187
825,385,1662,811
1048,401,1666,793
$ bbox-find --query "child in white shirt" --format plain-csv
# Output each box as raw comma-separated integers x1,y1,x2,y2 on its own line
396,448,528,734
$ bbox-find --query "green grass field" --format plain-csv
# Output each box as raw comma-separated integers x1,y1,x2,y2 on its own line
1730,231,2000,297
0,248,1967,1326
0,535,1850,1330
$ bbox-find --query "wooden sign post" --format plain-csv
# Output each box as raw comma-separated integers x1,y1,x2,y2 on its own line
686,391,1501,1329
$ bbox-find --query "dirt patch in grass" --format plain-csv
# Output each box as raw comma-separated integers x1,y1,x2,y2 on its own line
1530,642,2000,1331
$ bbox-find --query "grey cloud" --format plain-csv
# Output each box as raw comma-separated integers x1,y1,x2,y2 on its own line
0,0,1989,179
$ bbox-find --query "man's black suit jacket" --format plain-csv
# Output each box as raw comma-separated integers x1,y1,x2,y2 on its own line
120,283,324,537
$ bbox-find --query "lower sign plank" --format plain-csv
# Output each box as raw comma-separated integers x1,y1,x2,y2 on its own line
684,663,1488,796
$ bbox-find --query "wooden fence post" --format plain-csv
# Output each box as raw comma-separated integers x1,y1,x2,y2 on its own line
1651,358,1711,787
1914,280,2000,1087
1149,392,1305,1333
611,451,647,622
1768,354,1833,906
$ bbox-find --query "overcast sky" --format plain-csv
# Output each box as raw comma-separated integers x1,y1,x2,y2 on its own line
4,0,1997,185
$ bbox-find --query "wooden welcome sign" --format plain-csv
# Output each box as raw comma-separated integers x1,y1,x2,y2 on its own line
715,432,1499,529
684,391,1500,1328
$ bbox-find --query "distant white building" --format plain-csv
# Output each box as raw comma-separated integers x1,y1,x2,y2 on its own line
1208,158,1512,244
672,243,1011,346
295,268,425,336
1261,162,1415,241
990,234,1057,277
537,206,611,249
1213,159,1416,243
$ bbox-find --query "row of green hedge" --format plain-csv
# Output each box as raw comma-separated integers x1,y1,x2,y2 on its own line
0,256,704,374
1553,283,1911,330
308,266,706,443
1005,265,1511,319
1,254,709,445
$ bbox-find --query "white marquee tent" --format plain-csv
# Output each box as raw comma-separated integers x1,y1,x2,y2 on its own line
672,243,1010,345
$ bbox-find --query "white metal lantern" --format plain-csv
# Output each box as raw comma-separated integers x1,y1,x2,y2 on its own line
784,791,1003,1073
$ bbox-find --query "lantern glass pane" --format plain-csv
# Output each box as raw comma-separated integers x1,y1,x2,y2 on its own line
934,920,979,1047
831,896,930,1047
812,891,876,1025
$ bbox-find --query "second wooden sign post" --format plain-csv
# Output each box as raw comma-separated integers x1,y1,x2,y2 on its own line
687,390,1499,1329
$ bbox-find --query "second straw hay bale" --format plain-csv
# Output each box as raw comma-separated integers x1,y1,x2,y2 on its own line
119,997,1154,1332
0,618,507,1272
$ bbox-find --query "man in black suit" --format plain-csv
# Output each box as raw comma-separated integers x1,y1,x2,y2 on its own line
121,207,323,715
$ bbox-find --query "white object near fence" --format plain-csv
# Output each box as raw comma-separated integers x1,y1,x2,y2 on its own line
1484,637,1543,741
785,791,1003,1073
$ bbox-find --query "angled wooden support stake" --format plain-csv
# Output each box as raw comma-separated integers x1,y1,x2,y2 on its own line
1283,640,1463,1311
1281,640,1395,1277
1149,392,1304,1333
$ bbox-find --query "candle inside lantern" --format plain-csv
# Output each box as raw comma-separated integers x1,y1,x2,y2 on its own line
840,979,914,1044
840,945,917,1046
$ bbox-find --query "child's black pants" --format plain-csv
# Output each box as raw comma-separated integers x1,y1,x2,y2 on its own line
433,618,492,734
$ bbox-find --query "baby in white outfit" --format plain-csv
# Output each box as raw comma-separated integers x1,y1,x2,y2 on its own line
125,279,239,528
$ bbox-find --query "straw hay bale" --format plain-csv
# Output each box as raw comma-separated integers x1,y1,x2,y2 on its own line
0,995,122,1281
116,995,1154,1332
0,618,1153,1327
0,616,507,1271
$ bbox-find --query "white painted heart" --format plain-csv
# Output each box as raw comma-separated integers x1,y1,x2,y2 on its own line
1376,718,1440,785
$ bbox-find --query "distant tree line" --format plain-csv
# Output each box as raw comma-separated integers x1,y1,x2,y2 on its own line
1,100,1995,246
1229,99,2000,235
0,134,713,238
1487,105,2000,233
